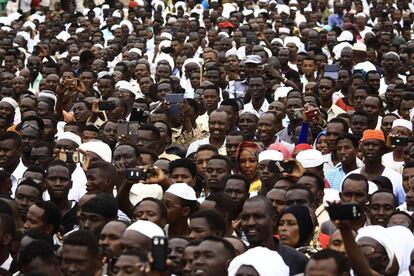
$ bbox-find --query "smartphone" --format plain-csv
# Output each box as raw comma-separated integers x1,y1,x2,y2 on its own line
130,108,149,123
98,101,116,111
268,161,294,174
390,136,409,146
117,120,129,137
168,103,181,116
32,45,40,56
58,151,80,163
165,94,184,104
151,236,168,271
129,122,140,136
125,168,147,181
304,108,320,121
327,203,362,220
324,64,339,80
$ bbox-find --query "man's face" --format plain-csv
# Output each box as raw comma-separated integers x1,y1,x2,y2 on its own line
400,100,414,120
0,138,20,169
302,60,316,76
21,126,40,154
257,159,281,186
367,192,396,227
266,188,286,216
361,139,384,162
15,185,40,220
224,178,249,209
97,79,113,99
326,122,345,152
238,113,258,138
113,255,145,276
205,159,229,193
258,113,277,144
268,101,286,120
85,168,108,193
208,111,229,140
363,96,381,119
340,48,353,67
30,146,51,169
403,167,414,193
248,78,266,101
78,210,107,237
23,204,49,234
170,167,195,187
46,165,72,200
285,189,312,207
351,115,369,139
113,145,138,172
367,73,380,91
99,221,127,258
188,217,212,240
318,78,335,101
62,245,97,276
0,102,14,123
340,179,368,206
336,138,356,166
192,240,229,276
286,98,303,121
137,129,159,153
202,89,219,112
164,192,187,225
133,200,164,226
306,257,338,276
226,135,243,160
240,200,273,246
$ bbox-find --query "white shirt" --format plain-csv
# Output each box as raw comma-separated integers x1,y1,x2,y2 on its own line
11,159,27,197
243,99,270,117
382,152,404,174
0,253,12,270
186,137,227,157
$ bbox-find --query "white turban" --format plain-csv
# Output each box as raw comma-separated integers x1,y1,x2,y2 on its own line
166,183,197,201
392,119,412,132
258,150,283,163
0,97,17,110
386,226,414,274
57,132,82,146
126,220,165,238
228,247,289,276
79,140,112,163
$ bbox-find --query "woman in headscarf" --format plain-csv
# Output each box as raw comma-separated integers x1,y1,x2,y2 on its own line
313,130,329,155
235,141,262,193
276,205,318,256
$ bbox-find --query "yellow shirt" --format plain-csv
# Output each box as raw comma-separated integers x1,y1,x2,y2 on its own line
249,179,262,193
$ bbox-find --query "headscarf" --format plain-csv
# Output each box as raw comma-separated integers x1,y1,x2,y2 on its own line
385,226,414,274
228,247,289,276
313,130,327,149
236,141,262,179
268,143,292,159
277,205,315,248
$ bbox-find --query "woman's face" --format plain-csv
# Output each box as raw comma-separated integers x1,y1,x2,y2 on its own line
316,135,329,155
239,148,258,180
278,213,300,248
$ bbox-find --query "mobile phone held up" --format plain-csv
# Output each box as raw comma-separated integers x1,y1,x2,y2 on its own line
98,101,116,111
327,203,362,221
57,151,80,163
151,236,168,271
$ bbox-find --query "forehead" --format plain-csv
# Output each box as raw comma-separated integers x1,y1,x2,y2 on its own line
342,179,366,192
371,192,394,203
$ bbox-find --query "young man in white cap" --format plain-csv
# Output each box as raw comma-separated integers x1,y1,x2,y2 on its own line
164,183,197,238
121,220,165,253
257,149,284,195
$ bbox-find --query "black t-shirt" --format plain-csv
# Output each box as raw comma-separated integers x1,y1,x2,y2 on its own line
61,201,79,234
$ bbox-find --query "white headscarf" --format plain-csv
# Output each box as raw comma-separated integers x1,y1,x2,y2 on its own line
386,226,414,274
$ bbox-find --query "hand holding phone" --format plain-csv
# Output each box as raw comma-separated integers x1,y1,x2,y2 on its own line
151,236,167,271
327,203,362,221
98,101,116,111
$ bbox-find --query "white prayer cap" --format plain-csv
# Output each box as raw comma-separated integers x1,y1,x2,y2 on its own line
160,32,173,41
102,4,110,10
93,43,104,49
0,97,17,109
258,0,268,3
225,48,238,58
56,31,71,42
279,27,290,35
129,48,142,56
218,31,230,38
120,19,133,33
258,150,283,163
386,51,400,60
166,183,197,201
97,71,111,79
159,39,172,51
110,24,120,31
277,4,290,15
357,225,395,269
255,8,268,17
71,56,80,62
112,10,122,18
245,55,262,64
75,27,85,34
116,80,139,99
283,36,300,48
127,220,165,238
296,149,324,168
30,13,45,23
16,31,30,42
0,26,11,32
38,90,57,103
356,12,367,18
392,119,412,131
8,12,22,22
57,132,82,146
332,42,353,59
191,4,204,15
228,247,289,276
242,9,253,16
79,140,112,163
303,4,312,12
274,86,291,101
271,38,283,45
353,42,366,52
354,61,376,72
175,1,186,10
168,17,177,24
337,30,353,42
23,21,36,30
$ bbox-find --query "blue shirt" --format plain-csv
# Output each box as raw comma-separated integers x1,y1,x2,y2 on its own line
328,14,343,28
325,166,346,191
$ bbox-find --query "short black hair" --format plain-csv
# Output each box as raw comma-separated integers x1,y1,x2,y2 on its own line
286,184,315,202
18,240,55,268
196,144,219,155
208,154,232,173
336,133,359,148
300,172,325,192
244,195,276,217
134,197,168,221
116,143,140,157
220,99,239,113
25,166,47,179
0,200,12,217
139,149,159,163
139,124,161,140
32,141,54,156
63,229,99,257
199,236,236,259
309,249,350,275
24,229,54,247
0,131,21,148
190,209,226,237
342,173,369,193
87,161,118,187
169,158,197,178
16,179,43,198
205,192,237,219
34,200,61,234
47,160,70,174
369,189,396,207
328,117,349,133
120,248,148,262
224,174,250,194
0,214,15,239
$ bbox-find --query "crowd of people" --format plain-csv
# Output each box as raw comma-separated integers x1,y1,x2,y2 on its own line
0,0,414,275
